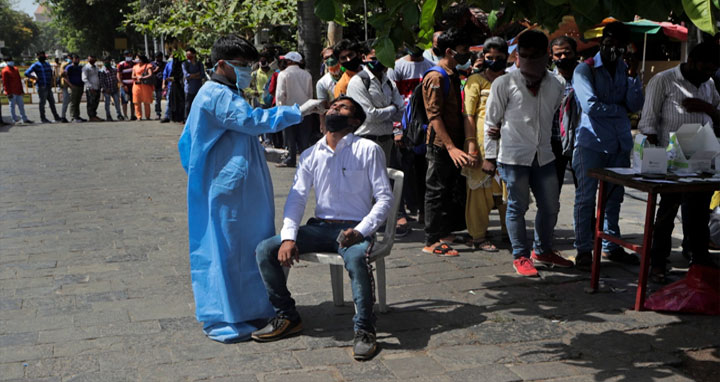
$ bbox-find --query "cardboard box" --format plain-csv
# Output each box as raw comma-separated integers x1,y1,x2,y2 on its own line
633,134,667,174
669,124,720,173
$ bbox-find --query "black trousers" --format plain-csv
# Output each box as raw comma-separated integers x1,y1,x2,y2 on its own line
424,145,466,245
86,89,100,118
184,91,197,121
551,139,577,192
651,192,712,269
282,118,311,166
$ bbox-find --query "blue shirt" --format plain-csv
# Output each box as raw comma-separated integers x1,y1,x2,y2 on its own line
162,58,173,81
64,63,84,86
24,61,54,87
182,60,204,94
573,52,644,154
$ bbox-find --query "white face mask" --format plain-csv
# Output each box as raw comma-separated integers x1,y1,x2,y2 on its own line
125,56,132,62
6,61,14,67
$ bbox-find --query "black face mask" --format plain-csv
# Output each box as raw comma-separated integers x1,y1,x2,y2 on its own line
38,56,47,62
325,113,351,132
553,57,577,71
683,67,712,85
453,52,472,66
341,56,362,72
601,45,625,64
484,58,507,72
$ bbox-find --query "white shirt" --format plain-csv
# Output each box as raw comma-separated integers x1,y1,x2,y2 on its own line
276,64,313,107
484,69,564,166
280,133,393,241
316,72,337,102
639,65,720,147
82,63,100,90
346,67,405,136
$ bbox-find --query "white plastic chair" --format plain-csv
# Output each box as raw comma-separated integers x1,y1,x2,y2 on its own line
284,168,404,313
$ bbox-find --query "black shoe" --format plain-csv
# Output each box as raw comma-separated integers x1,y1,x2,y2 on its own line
130,116,137,121
160,118,170,123
395,224,411,238
575,251,593,272
60,118,69,123
23,119,34,124
106,117,114,122
79,117,88,122
117,115,125,121
41,118,53,123
353,329,377,360
602,248,640,265
72,118,85,123
251,316,302,342
275,162,296,168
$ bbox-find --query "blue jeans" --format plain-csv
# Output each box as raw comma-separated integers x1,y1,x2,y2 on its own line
572,146,630,253
37,86,59,121
154,88,163,116
164,88,171,119
103,91,123,119
498,158,559,259
255,219,375,332
8,94,28,122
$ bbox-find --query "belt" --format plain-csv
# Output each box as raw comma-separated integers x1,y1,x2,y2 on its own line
360,134,393,142
317,218,359,225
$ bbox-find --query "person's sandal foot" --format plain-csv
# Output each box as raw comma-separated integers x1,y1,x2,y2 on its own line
353,329,378,360
474,239,498,252
426,242,459,257
602,248,640,265
251,316,302,342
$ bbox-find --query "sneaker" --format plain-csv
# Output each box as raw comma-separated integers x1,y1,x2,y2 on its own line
117,115,125,121
251,316,302,342
602,248,640,265
13,121,25,126
531,250,573,268
513,257,538,277
130,116,137,121
60,118,69,123
575,251,593,272
160,118,170,123
353,329,377,360
395,224,410,238
41,118,53,123
71,118,85,123
89,116,104,122
106,117,114,122
23,119,34,124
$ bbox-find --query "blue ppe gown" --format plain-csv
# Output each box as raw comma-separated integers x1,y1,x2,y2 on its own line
178,79,302,343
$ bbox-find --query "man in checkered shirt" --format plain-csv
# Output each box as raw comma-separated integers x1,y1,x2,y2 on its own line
99,57,123,121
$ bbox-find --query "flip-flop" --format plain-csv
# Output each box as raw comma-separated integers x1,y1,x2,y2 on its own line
428,242,459,257
474,239,498,252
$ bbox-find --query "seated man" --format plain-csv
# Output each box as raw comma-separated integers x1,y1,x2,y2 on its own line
253,96,393,360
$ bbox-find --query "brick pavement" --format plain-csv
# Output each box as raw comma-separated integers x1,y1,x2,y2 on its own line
0,104,718,381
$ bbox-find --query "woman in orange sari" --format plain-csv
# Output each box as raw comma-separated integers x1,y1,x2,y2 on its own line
131,54,154,120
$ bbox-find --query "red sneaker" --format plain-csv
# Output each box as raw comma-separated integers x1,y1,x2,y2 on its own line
513,257,538,277
531,250,574,268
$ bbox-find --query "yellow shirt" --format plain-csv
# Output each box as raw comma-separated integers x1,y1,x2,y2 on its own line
333,70,357,98
463,73,493,155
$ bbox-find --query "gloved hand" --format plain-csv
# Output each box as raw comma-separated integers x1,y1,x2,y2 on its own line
299,99,327,116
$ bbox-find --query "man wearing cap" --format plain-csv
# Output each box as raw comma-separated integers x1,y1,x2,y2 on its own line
275,51,313,168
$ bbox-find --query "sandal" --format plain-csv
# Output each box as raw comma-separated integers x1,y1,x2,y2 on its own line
474,239,498,252
422,242,459,257
650,267,667,284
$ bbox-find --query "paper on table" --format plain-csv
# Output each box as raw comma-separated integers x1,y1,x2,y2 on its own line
632,177,676,184
607,167,638,175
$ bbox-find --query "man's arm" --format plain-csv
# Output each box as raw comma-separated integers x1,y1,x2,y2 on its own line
346,76,396,123
624,74,644,113
389,82,405,122
275,72,287,106
350,145,393,243
482,77,508,173
81,65,89,84
280,155,313,242
573,63,626,118
24,63,36,78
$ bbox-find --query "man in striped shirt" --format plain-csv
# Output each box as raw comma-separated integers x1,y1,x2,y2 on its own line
117,50,136,120
639,41,720,282
24,51,61,123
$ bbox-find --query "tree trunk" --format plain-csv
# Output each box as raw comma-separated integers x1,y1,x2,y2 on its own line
297,0,322,94
327,21,343,48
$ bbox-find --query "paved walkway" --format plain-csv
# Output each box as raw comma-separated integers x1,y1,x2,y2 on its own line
0,105,718,381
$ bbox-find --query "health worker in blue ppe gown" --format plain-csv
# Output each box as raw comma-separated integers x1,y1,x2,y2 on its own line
178,34,326,343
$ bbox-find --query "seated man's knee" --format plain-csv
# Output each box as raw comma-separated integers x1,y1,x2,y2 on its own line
255,236,281,265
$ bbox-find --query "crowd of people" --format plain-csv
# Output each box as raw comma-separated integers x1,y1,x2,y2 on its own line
0,48,208,125
177,22,720,360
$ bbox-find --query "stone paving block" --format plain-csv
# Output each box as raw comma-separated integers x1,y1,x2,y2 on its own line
261,370,339,382
0,344,53,362
24,356,100,379
428,344,515,370
1,315,74,334
38,321,161,344
381,354,445,379
0,331,38,347
0,297,21,311
52,337,121,357
62,371,140,382
445,364,521,382
508,361,587,381
292,348,353,367
0,362,25,381
192,375,258,382
336,360,395,381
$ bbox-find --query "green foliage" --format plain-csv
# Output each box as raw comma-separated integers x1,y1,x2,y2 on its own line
682,0,717,34
30,22,65,54
43,0,134,55
0,0,40,57
123,0,297,56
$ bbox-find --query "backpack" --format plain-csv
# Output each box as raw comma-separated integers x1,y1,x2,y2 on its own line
356,69,394,91
401,66,450,148
559,57,595,156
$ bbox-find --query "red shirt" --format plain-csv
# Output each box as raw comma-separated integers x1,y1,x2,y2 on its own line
1,65,24,96
117,60,135,88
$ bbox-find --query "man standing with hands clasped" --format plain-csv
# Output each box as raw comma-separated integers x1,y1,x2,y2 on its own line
253,96,393,361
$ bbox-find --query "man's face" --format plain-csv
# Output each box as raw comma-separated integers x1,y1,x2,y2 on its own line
88,56,96,65
221,57,250,82
338,50,357,64
551,42,575,62
688,59,719,84
600,36,626,64
37,53,46,61
517,46,544,61
186,51,195,61
322,49,334,61
448,45,471,67
483,48,507,63
72,56,80,64
326,99,358,128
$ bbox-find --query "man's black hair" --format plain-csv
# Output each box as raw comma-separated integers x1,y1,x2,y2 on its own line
517,30,548,52
123,50,132,55
550,36,577,53
88,54,96,59
483,36,508,55
331,96,366,126
332,39,365,58
103,56,112,63
155,51,163,58
71,54,79,59
211,34,259,64
689,41,720,66
138,54,149,64
602,22,631,43
435,27,469,57
185,47,197,54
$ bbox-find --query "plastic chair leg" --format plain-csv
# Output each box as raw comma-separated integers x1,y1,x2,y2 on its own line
375,257,387,313
330,264,344,307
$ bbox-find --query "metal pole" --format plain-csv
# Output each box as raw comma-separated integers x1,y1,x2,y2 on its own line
641,32,647,80
363,0,368,41
144,34,149,57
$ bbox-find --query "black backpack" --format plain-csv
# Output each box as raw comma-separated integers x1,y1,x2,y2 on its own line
401,66,450,148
